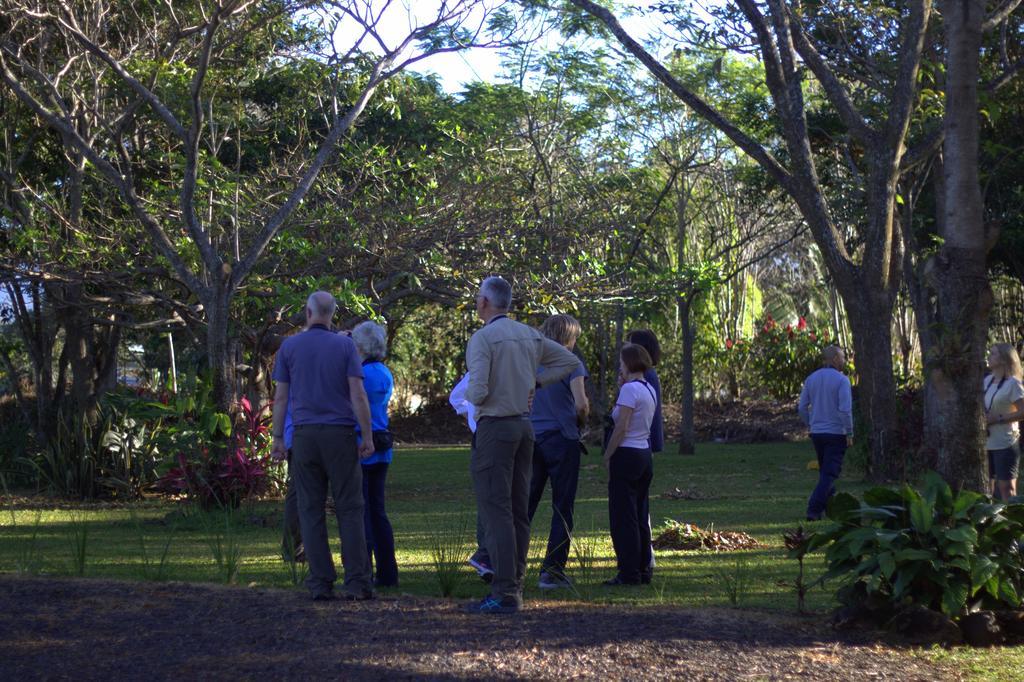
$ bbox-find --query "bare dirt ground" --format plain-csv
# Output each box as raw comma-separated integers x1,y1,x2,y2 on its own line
0,576,957,680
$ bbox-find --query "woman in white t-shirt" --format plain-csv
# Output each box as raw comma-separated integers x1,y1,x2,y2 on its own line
602,343,658,586
983,343,1024,501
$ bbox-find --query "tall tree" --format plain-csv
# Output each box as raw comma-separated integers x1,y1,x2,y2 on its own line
0,0,516,413
566,0,938,479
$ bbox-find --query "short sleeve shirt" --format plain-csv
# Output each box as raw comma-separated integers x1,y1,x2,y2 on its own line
984,376,1024,450
272,326,363,426
612,379,657,449
530,358,588,440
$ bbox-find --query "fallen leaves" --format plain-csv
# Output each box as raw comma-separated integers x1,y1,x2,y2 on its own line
652,520,763,551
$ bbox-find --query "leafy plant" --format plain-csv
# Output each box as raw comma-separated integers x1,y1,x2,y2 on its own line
130,510,175,581
428,514,469,597
12,510,45,575
202,510,244,584
802,472,1024,617
712,554,752,606
154,448,269,510
65,512,89,576
282,531,308,587
152,391,272,509
96,406,163,499
569,520,600,601
783,525,812,613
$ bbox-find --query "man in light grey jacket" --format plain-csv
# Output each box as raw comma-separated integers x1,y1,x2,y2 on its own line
465,276,580,614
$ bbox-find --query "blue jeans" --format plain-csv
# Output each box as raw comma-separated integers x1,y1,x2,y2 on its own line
807,433,847,519
362,462,398,585
527,431,581,576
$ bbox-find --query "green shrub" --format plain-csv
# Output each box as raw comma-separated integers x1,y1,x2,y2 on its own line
803,472,1024,617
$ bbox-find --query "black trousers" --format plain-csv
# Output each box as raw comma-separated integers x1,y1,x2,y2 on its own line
527,431,581,575
607,446,653,583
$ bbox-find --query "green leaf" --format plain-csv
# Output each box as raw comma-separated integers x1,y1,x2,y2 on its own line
217,412,232,436
909,497,934,534
826,492,859,523
998,579,1019,606
923,471,953,513
953,490,984,516
970,556,998,593
894,548,936,562
892,563,923,598
863,487,905,508
878,551,896,579
941,582,968,616
944,526,978,545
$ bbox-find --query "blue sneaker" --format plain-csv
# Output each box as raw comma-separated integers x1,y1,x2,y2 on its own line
466,596,518,614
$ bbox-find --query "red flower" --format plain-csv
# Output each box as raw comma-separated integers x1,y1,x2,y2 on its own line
797,316,807,330
788,327,795,339
809,332,817,341
726,338,734,349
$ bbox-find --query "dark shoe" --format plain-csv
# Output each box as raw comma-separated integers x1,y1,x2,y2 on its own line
283,546,306,563
374,578,398,588
538,571,572,590
602,575,641,587
343,588,376,601
465,596,519,614
468,556,494,583
312,591,337,602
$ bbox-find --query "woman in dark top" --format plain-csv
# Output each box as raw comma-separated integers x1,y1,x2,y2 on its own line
626,329,664,453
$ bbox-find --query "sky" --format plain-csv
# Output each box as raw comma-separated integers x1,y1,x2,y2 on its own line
331,1,663,94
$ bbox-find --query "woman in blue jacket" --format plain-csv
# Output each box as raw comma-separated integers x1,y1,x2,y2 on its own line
352,321,398,587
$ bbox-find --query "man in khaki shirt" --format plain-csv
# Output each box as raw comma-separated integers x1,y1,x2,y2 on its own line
465,276,580,614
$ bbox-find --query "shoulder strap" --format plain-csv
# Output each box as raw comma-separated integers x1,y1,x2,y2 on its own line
631,379,657,404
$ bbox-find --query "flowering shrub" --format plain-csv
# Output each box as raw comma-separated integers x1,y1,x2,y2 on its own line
155,448,268,509
154,395,273,508
722,315,829,400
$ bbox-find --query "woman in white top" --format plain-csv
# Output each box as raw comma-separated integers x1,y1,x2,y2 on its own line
983,343,1024,501
602,343,658,586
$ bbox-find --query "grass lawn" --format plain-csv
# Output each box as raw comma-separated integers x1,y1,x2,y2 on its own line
2,440,1020,679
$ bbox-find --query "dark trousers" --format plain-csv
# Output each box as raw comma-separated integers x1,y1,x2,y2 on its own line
282,449,303,559
292,424,372,597
807,433,847,518
607,446,653,583
527,431,581,576
472,416,534,601
362,462,398,585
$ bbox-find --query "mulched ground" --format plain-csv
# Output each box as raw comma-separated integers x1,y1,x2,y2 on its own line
390,399,805,446
0,576,957,680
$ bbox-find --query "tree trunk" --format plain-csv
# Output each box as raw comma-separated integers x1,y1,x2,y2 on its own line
205,287,237,417
930,0,990,492
677,293,696,455
843,285,901,481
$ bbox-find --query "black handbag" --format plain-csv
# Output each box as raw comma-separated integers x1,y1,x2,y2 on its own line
371,429,394,453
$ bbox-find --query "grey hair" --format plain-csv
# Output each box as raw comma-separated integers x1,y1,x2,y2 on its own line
352,321,387,361
479,276,512,311
822,345,844,364
307,291,337,318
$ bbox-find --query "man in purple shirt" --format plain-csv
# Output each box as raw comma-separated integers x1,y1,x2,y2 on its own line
798,345,854,521
271,291,375,601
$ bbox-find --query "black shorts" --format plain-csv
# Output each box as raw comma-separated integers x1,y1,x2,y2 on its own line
988,444,1021,481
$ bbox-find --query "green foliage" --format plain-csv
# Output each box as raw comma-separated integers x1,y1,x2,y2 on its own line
65,512,89,576
803,473,1024,617
713,554,753,606
130,510,175,582
201,510,244,585
427,513,470,598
